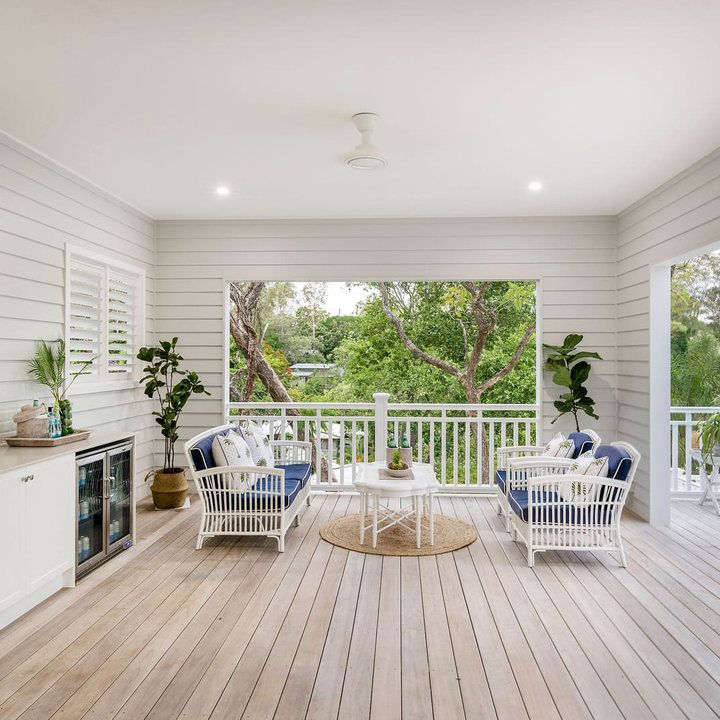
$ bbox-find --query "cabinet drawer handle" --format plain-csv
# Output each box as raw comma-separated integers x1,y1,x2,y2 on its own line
21,474,34,482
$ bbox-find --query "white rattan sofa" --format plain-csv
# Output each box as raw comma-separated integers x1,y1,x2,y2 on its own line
508,441,640,567
184,424,312,552
496,429,601,531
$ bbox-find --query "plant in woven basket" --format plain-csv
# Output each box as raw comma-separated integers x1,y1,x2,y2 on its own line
27,338,94,436
137,337,210,472
137,337,211,509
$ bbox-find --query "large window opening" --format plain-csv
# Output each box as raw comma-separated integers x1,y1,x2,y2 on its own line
225,280,538,488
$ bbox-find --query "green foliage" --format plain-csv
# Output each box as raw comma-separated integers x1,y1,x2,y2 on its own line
228,280,537,407
544,334,602,432
27,338,94,425
27,339,65,406
671,332,720,407
698,413,720,462
671,252,720,407
137,337,210,470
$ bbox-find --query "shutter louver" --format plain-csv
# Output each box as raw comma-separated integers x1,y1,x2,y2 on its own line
68,261,102,377
107,270,136,375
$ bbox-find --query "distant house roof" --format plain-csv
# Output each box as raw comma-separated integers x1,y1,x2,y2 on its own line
292,370,313,378
290,363,334,370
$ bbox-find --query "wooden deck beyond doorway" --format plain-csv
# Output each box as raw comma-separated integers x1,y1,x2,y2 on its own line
0,496,718,719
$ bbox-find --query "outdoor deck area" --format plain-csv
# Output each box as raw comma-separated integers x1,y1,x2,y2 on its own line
0,495,717,720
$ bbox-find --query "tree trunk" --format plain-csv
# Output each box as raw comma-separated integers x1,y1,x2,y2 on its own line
229,283,335,482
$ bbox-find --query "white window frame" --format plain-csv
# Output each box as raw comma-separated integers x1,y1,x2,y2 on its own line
65,244,146,392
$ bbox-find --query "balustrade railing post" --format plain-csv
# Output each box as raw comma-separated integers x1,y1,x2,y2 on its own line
685,411,693,489
373,393,390,463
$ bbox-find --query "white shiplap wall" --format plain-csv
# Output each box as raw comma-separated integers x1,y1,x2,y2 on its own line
0,133,155,493
617,148,720,520
155,217,619,460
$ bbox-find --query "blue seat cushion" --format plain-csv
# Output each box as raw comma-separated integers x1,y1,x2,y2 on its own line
240,477,302,510
594,445,632,481
508,489,612,525
568,432,594,458
275,462,312,487
190,429,232,471
496,469,532,494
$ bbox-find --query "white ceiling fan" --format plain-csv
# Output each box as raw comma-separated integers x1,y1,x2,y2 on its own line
346,112,387,170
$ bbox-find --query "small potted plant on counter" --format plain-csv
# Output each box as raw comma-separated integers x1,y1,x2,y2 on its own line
137,337,210,509
386,449,411,478
27,338,94,437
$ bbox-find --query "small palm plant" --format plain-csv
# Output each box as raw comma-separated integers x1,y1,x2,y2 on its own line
698,413,720,463
27,339,93,435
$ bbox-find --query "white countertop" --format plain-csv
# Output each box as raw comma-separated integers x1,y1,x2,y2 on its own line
0,430,136,474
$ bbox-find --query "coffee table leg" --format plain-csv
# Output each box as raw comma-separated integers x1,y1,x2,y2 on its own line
359,492,366,544
428,493,435,545
415,495,422,548
372,495,378,548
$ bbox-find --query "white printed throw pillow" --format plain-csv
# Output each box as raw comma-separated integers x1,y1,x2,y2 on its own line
211,431,257,490
561,451,609,504
239,420,275,469
543,432,574,459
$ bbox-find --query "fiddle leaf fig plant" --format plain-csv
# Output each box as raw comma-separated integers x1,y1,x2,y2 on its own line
544,333,602,432
137,337,210,472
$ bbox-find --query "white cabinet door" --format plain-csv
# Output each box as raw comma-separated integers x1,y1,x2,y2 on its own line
0,469,26,612
25,455,75,593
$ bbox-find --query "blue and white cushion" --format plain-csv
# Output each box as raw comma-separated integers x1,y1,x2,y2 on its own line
543,432,574,458
561,451,608,504
239,420,275,468
211,430,256,490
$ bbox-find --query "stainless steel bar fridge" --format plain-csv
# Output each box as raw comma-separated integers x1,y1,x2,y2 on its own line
76,439,134,578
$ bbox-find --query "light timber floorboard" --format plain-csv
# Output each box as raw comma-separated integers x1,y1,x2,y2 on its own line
0,496,718,719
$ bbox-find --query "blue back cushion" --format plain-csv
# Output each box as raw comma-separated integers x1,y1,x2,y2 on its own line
595,444,633,481
190,428,232,471
568,432,594,458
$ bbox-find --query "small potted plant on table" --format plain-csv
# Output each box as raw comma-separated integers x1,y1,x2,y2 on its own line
138,337,210,509
386,449,411,478
386,433,413,467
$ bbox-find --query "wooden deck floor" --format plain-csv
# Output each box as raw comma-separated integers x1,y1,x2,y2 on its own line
0,495,719,719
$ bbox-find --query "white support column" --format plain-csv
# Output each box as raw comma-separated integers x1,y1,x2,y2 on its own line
374,392,390,463
649,264,672,526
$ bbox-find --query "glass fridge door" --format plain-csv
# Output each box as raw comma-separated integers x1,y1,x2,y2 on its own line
107,444,133,548
77,451,106,570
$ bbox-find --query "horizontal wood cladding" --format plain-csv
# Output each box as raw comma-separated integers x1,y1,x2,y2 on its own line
617,147,720,520
156,216,619,471
0,133,154,490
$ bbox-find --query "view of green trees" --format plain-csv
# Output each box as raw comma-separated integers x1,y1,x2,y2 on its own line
671,252,720,407
228,281,537,406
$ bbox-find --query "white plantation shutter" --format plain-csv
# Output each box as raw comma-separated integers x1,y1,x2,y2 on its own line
68,260,103,378
107,270,137,375
66,247,144,385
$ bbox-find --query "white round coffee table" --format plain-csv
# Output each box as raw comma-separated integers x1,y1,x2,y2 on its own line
355,461,440,549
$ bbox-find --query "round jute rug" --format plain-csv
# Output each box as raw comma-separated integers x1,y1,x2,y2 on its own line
319,513,477,556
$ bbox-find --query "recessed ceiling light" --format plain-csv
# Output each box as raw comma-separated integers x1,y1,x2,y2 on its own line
528,181,543,192
215,186,230,196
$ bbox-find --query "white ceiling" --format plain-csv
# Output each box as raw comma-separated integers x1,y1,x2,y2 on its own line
2,0,720,219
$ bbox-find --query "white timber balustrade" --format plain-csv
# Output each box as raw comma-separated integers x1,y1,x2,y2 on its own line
226,392,539,492
670,406,720,495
